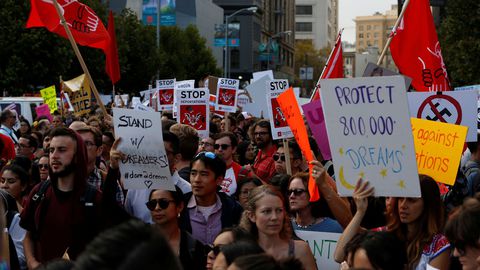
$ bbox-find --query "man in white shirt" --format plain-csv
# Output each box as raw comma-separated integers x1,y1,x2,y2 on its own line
0,109,18,144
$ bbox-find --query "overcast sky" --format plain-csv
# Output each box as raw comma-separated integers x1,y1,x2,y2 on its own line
339,0,397,44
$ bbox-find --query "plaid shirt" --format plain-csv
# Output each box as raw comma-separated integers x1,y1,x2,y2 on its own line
253,144,277,182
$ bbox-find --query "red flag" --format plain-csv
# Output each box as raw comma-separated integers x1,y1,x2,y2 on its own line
390,0,451,91
105,11,121,84
310,31,344,101
27,0,109,51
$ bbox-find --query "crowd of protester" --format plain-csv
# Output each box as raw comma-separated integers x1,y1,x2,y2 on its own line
0,102,479,270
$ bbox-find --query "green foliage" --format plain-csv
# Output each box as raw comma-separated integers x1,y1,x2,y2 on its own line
0,0,220,96
439,0,480,87
293,40,329,94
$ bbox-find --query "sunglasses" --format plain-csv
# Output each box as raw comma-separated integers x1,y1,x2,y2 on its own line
288,189,307,196
208,244,223,256
273,154,285,162
38,164,49,169
194,151,217,160
214,144,230,150
145,199,175,211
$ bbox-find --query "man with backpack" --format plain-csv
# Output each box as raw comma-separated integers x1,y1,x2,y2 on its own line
462,137,480,196
20,128,102,268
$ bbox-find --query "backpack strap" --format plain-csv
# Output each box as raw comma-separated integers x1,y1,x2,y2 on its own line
32,180,51,202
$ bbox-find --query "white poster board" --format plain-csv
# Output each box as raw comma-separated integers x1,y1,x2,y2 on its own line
176,88,210,139
407,90,477,142
113,108,175,190
114,94,129,107
266,79,293,140
156,79,176,111
295,230,341,270
320,76,421,197
252,70,273,82
215,78,239,113
242,75,270,117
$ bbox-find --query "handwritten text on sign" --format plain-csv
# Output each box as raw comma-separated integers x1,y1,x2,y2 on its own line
320,76,420,197
40,85,58,113
216,78,239,113
411,118,467,185
266,80,293,140
295,230,341,270
113,108,175,190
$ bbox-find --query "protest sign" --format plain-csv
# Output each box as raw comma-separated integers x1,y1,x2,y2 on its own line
131,97,141,108
215,78,239,113
277,88,319,201
176,88,209,139
134,103,154,112
252,70,273,82
295,230,341,270
320,76,421,197
266,79,293,140
173,80,195,117
35,104,53,122
411,118,467,185
113,108,175,190
156,79,175,111
114,94,129,107
63,74,91,116
302,100,332,160
408,90,477,142
363,62,412,89
40,85,58,113
243,75,270,117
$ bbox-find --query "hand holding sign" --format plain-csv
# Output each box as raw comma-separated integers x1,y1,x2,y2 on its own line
109,137,126,170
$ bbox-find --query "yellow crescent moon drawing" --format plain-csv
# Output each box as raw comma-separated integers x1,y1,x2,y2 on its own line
338,166,355,190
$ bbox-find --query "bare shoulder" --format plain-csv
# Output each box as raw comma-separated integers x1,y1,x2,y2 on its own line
294,239,311,253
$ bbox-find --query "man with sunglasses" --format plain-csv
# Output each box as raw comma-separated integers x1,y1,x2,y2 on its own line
273,140,304,176
252,120,277,182
214,132,250,195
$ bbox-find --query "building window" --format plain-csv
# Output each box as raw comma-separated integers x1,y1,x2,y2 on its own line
296,5,313,15
359,25,364,31
359,41,364,47
366,33,370,38
358,33,364,38
296,22,313,32
374,40,378,46
367,25,371,30
374,25,379,30
374,32,379,38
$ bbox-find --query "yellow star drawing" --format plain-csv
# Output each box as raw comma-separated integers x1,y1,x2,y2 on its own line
398,180,406,189
339,147,344,156
358,171,365,179
380,168,387,178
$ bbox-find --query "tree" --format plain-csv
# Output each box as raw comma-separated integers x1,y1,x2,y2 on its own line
438,0,480,87
293,40,328,96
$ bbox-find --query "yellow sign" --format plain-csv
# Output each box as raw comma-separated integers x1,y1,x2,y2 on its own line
40,85,58,113
62,74,91,116
411,118,468,185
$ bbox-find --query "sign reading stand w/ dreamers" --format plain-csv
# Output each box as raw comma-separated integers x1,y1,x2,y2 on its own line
320,76,420,197
113,108,175,190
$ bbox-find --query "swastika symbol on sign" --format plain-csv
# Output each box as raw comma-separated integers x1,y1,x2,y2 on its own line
425,102,452,121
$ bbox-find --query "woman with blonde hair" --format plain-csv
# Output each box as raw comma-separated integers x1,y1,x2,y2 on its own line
239,185,316,270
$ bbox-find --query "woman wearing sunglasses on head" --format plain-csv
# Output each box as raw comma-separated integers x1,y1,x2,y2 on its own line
147,186,207,270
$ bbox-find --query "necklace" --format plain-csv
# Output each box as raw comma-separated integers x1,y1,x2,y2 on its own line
293,217,324,229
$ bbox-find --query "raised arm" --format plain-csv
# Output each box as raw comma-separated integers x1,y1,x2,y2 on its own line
333,178,374,263
310,160,352,228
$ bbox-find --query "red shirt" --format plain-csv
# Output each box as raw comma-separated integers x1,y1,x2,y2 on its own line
253,144,277,182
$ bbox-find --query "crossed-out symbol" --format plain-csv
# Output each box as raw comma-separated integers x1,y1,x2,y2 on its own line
417,94,462,124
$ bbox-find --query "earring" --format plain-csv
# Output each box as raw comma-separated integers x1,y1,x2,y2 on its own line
177,213,181,218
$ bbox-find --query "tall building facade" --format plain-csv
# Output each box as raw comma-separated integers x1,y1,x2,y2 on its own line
294,0,338,50
354,5,397,53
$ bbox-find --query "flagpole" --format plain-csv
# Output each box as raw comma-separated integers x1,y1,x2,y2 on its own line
377,0,411,66
59,76,64,118
51,0,108,117
309,28,343,102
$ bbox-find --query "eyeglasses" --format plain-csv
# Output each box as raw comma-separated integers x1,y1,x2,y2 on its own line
199,141,213,148
273,154,285,162
288,189,307,196
38,164,49,170
145,199,175,211
194,151,217,160
254,131,269,137
214,144,230,150
16,143,30,149
84,141,97,148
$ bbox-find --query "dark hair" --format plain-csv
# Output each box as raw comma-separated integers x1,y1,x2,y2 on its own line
74,219,182,270
215,132,238,148
220,241,264,265
234,177,262,200
275,140,302,159
2,164,29,188
344,231,406,270
149,186,184,205
35,259,74,270
31,131,44,147
445,194,480,251
20,134,38,150
163,131,180,154
77,126,102,147
48,127,78,143
288,173,324,218
236,140,253,165
467,137,480,154
0,109,15,123
232,254,304,270
19,118,32,132
191,152,226,179
102,131,115,146
252,119,272,137
270,174,291,199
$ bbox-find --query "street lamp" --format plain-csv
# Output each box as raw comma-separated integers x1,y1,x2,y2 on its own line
266,30,292,71
224,6,258,78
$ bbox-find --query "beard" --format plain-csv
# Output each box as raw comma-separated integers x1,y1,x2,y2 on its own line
51,162,76,178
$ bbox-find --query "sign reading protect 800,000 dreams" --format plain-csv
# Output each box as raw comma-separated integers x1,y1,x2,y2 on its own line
320,76,420,197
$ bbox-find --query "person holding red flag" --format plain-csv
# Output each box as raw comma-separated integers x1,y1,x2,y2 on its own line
389,0,451,91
